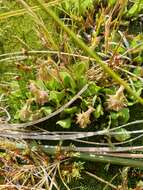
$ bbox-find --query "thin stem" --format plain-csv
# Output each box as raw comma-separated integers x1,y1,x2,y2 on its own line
85,171,117,189
0,107,11,122
0,0,64,21
0,50,93,60
41,146,143,168
117,66,143,82
109,120,143,131
74,133,143,146
57,162,70,190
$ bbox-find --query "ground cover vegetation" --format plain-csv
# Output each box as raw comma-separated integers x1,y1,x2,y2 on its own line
0,0,143,189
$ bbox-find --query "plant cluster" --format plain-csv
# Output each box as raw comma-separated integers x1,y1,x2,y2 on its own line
1,0,143,141
0,0,143,189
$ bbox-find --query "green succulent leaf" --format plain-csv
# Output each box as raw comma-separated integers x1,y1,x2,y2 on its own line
46,79,62,91
108,0,116,6
93,104,103,118
60,71,76,90
49,91,65,106
114,128,131,142
64,106,78,114
110,108,130,126
56,118,72,128
118,108,130,124
84,82,101,97
127,0,143,17
61,0,93,15
41,106,53,115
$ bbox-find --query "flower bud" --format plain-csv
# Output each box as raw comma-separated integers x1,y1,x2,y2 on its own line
76,107,94,128
107,86,127,111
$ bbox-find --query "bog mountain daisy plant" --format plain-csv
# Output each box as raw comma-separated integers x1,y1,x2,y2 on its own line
0,0,143,189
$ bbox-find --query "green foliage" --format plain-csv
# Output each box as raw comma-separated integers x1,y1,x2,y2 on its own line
83,82,101,97
93,103,103,118
49,91,65,106
1,0,143,188
108,0,116,6
60,71,76,90
46,79,62,91
111,108,130,126
127,0,143,17
56,118,72,128
114,128,131,142
60,0,94,16
64,106,79,114
41,106,53,115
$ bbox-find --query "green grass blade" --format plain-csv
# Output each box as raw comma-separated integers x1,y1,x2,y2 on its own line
0,1,63,21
